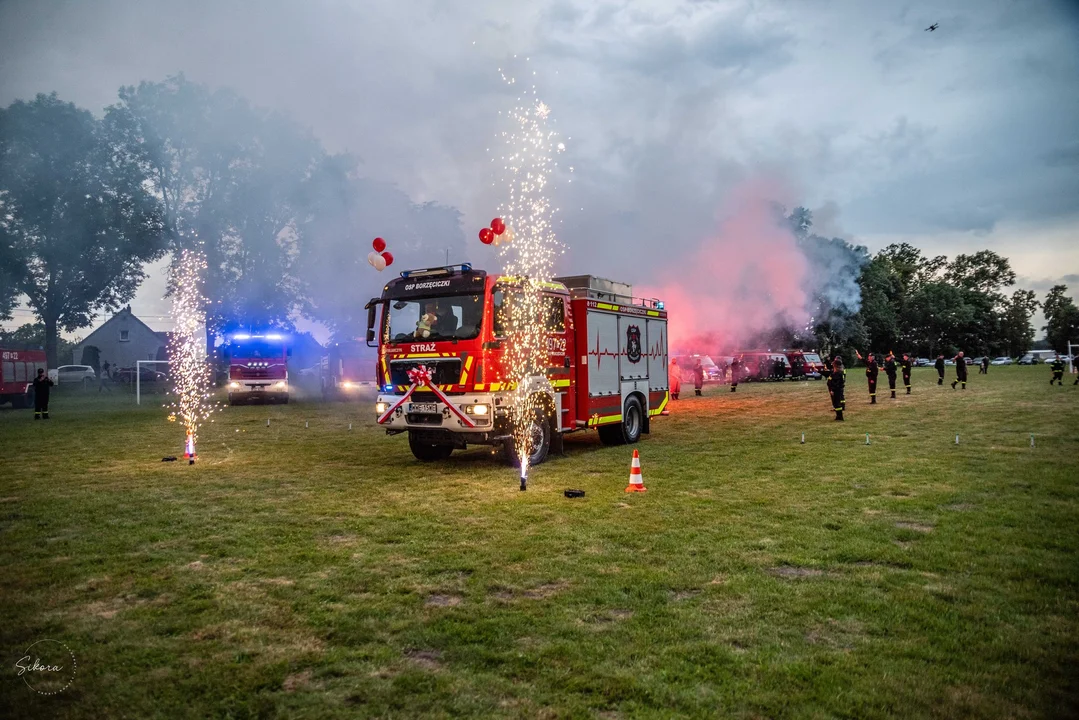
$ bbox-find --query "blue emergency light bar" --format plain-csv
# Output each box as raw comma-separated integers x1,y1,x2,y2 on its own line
400,263,472,279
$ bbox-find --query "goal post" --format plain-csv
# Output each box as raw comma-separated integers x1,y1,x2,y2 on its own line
136,360,174,405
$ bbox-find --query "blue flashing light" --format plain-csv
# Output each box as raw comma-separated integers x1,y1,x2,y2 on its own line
233,333,251,340
264,333,283,340
382,384,394,392
656,301,665,310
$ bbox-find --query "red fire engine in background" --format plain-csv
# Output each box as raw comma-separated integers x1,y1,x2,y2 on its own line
0,348,47,408
366,265,670,465
320,340,375,401
224,332,290,405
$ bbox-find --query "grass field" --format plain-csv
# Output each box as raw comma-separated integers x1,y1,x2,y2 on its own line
2,366,1078,718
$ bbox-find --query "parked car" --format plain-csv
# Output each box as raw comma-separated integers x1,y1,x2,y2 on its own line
114,366,167,383
55,365,96,385
915,358,932,367
990,357,1013,366
944,359,955,366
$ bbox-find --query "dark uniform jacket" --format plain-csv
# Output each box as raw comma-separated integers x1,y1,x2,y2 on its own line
884,357,897,378
865,359,879,379
1050,358,1065,374
935,358,945,374
955,356,968,380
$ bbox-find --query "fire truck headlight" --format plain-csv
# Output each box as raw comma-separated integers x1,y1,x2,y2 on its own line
466,403,489,416
341,381,353,389
229,382,239,389
375,402,387,414
275,381,286,389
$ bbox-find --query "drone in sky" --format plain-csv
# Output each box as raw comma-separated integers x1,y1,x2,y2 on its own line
925,23,939,31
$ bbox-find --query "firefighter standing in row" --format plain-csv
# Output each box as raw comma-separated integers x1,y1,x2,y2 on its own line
669,358,681,400
825,356,845,421
951,351,968,390
1049,354,1065,385
980,356,990,374
692,358,704,396
32,368,53,420
900,353,913,395
858,351,879,404
884,351,898,399
935,354,946,385
729,355,741,392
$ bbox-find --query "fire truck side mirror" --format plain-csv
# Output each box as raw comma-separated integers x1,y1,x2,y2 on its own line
365,300,378,347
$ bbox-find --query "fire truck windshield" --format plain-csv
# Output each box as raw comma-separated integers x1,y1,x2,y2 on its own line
385,294,483,343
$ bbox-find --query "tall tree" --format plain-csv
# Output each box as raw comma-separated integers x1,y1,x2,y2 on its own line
1042,285,1079,352
105,75,321,344
0,93,165,365
998,289,1039,357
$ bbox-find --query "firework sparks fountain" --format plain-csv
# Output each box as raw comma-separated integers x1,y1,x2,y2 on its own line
166,249,218,464
493,66,566,489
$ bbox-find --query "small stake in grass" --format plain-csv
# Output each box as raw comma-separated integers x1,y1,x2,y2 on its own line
955,434,960,445
266,418,270,427
305,421,309,429
349,423,352,431
801,432,805,444
865,433,870,446
1030,433,1035,448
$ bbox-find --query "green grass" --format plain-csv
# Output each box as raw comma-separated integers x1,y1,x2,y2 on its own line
1,366,1078,718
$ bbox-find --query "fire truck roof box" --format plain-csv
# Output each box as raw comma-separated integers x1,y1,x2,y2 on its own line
554,275,633,303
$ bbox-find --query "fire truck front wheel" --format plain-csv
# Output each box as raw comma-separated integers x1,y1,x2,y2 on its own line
408,432,455,462
502,408,553,468
599,396,643,446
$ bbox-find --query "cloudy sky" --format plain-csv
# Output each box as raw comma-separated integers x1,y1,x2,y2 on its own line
1,0,1077,336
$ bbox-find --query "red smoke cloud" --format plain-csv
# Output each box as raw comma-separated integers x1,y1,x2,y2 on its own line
638,179,810,353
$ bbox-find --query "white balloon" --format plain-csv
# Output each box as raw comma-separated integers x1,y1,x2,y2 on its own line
373,254,387,271
368,251,378,267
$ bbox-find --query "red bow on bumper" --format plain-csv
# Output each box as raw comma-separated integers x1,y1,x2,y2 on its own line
377,364,476,428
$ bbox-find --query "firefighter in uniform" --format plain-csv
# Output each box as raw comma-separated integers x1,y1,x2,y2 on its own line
935,354,946,385
32,368,53,419
692,359,704,396
980,356,989,374
826,356,845,421
951,351,968,389
859,351,879,403
1049,354,1065,385
669,358,681,400
729,355,741,392
884,351,898,399
1074,354,1079,385
900,353,913,395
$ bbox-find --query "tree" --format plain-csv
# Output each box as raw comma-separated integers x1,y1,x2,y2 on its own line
857,256,901,351
998,289,1039,357
0,93,165,366
1043,285,1079,352
105,75,321,345
944,250,1016,295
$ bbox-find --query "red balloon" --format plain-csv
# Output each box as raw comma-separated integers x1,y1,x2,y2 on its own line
479,227,494,244
490,217,506,235
372,237,386,252
381,251,394,266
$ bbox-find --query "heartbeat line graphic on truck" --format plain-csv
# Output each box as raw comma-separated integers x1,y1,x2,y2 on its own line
588,329,668,366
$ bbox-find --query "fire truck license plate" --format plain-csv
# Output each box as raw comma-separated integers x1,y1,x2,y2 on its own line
409,403,438,414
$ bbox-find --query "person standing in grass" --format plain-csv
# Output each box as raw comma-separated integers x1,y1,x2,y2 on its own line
669,358,681,400
857,351,879,404
980,356,990,374
692,358,704,396
1073,354,1079,385
900,353,913,395
935,354,946,385
32,368,53,420
729,355,741,392
1049,354,1065,386
826,356,845,421
884,351,898,399
952,351,968,390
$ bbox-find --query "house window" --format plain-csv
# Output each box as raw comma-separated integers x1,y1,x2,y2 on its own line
120,330,130,342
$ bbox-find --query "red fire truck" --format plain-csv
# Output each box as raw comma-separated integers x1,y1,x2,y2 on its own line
0,348,47,408
224,332,290,405
785,350,826,379
321,340,376,401
366,265,670,465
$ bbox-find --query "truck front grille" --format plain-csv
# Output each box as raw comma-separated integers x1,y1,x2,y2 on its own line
390,360,462,387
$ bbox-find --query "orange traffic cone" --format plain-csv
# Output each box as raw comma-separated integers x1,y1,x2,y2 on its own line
625,449,647,493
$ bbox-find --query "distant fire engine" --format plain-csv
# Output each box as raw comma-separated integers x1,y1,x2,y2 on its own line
224,332,290,405
0,348,46,408
366,265,670,465
320,340,374,400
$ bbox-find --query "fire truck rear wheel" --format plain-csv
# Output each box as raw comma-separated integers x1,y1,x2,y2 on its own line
408,432,454,462
599,396,643,446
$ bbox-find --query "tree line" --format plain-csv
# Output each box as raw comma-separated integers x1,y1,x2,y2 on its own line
754,207,1078,365
0,75,467,366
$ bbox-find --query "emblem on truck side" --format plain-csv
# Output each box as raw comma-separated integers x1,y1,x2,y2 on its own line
626,325,642,364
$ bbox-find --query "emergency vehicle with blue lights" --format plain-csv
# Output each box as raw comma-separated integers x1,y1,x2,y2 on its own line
224,332,290,405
